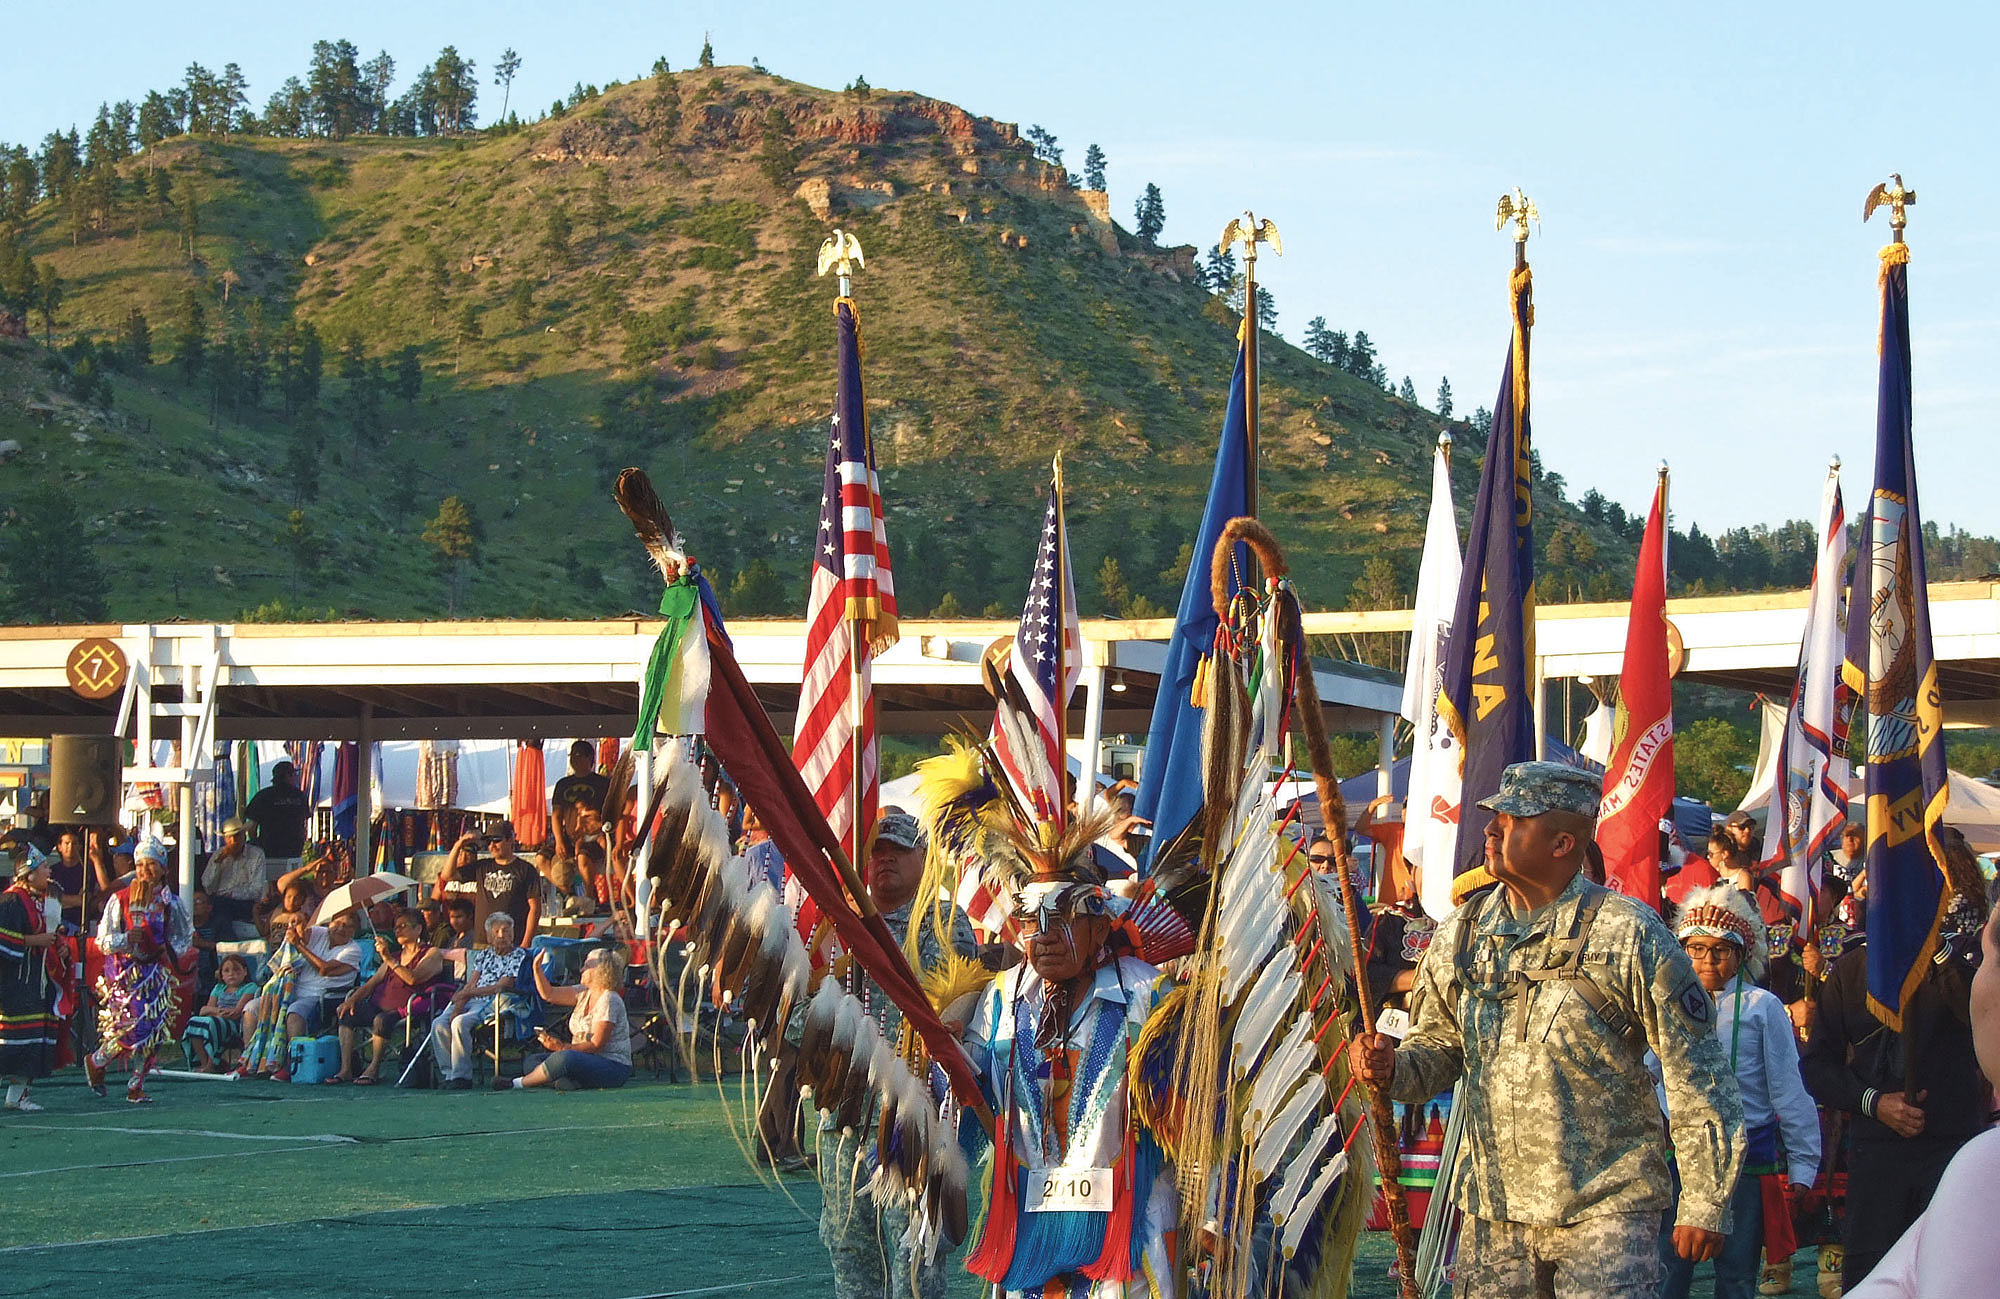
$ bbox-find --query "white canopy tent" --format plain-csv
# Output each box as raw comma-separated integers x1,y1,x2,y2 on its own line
1738,699,2000,853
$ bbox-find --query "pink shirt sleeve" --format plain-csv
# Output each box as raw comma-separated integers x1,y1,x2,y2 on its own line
1845,1129,2000,1298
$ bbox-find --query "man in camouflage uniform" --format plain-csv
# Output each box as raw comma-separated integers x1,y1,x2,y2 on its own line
819,810,979,1299
1352,762,1744,1298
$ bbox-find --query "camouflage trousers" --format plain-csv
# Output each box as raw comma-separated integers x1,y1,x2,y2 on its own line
820,1127,949,1299
1457,1212,1663,1299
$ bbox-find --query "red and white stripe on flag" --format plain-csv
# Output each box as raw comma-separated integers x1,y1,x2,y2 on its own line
990,487,1080,831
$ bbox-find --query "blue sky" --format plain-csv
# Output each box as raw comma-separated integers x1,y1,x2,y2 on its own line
5,2,1994,537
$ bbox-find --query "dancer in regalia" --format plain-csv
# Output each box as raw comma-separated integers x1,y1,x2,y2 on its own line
1,849,68,1112
959,842,1178,1299
85,839,190,1103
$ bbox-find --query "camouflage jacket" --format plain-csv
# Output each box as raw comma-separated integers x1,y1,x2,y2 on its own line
1390,872,1744,1230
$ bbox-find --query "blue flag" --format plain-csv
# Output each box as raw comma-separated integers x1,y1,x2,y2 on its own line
1436,266,1538,898
1840,243,1950,1031
1134,343,1250,867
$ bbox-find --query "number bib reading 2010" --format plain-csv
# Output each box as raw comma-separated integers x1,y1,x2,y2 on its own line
1025,1167,1113,1213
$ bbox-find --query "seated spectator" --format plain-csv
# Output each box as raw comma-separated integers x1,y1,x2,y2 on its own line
181,953,259,1073
431,898,474,951
201,818,267,934
334,908,445,1085
501,946,632,1092
188,889,222,987
254,862,323,940
430,913,527,1090
534,850,587,923
237,913,362,1079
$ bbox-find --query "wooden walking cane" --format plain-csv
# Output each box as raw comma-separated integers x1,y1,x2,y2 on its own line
1211,517,1421,1299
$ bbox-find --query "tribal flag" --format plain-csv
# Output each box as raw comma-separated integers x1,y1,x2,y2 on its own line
1841,242,1949,1031
1436,264,1537,899
1134,342,1251,867
1761,464,1851,928
793,297,900,867
1597,474,1674,908
1405,438,1463,923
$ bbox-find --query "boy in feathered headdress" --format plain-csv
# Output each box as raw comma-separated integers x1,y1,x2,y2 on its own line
957,823,1179,1299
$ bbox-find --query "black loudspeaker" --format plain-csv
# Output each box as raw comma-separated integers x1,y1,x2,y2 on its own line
49,734,122,825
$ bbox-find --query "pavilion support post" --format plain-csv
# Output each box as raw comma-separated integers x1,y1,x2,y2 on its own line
1376,714,1395,799
1075,659,1107,807
356,703,374,873
178,710,197,913
1532,656,1548,760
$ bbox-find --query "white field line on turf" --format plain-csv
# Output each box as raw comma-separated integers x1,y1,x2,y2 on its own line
0,1183,791,1255
4,1125,356,1142
614,1275,814,1299
0,1144,340,1178
0,1119,676,1179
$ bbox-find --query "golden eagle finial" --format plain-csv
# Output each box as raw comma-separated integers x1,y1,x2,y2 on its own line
1220,210,1281,261
1495,188,1540,244
1863,174,1915,240
816,228,864,281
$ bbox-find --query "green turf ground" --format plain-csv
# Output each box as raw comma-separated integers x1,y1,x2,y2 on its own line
0,1069,1818,1298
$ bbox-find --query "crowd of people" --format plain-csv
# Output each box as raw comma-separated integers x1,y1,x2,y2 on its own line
0,743,648,1105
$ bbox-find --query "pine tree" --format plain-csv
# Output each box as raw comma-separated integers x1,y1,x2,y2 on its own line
1082,143,1107,191
698,37,715,69
32,263,60,345
1346,330,1376,379
1134,183,1165,246
122,308,150,368
453,303,482,372
1025,125,1063,168
393,345,423,403
0,489,110,621
1398,376,1417,403
1436,376,1453,418
423,496,477,613
174,287,206,382
493,48,522,123
1096,555,1133,617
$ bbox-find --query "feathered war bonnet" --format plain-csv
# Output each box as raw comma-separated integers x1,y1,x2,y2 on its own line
1672,884,1768,980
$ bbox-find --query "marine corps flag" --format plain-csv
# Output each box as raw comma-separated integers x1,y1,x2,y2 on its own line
1597,473,1674,908
1841,241,1950,1031
1436,264,1537,899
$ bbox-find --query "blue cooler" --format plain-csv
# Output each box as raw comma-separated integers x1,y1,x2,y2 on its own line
288,1035,341,1083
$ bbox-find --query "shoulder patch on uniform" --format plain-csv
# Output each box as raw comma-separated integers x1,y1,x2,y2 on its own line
1675,980,1712,1027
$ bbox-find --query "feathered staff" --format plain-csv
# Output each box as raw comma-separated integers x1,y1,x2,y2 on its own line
1213,519,1419,1298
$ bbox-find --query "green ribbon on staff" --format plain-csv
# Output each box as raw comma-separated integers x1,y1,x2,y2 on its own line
633,576,701,749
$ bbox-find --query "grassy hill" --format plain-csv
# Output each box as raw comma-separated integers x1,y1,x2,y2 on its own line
0,65,1634,624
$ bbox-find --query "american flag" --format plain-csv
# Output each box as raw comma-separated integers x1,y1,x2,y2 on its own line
963,472,1080,938
792,298,899,868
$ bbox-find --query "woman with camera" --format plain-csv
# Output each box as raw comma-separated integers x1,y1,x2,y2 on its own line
497,946,631,1092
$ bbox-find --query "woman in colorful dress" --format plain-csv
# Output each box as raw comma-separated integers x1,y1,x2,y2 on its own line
84,839,191,1104
1,850,67,1113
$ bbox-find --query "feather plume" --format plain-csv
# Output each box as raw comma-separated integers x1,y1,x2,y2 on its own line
613,468,688,584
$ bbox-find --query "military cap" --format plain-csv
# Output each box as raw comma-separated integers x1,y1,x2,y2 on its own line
1476,761,1602,819
873,808,926,852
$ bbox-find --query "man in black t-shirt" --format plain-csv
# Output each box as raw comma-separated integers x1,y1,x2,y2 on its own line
550,742,608,847
245,761,312,861
470,821,540,945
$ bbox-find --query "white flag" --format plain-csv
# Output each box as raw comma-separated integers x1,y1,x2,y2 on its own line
1760,462,1850,930
1404,439,1463,922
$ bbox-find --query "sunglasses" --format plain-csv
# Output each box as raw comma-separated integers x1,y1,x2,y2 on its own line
1307,853,1337,864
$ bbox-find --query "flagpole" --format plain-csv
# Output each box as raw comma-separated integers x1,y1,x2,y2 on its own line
1052,452,1069,828
1222,212,1281,522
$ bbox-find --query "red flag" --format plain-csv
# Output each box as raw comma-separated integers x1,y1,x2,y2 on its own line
1598,476,1675,908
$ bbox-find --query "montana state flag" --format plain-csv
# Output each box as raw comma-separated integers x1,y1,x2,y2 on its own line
1437,265,1537,899
1840,242,1950,1031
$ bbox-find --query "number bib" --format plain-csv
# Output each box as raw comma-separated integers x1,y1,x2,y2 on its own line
1025,1166,1113,1213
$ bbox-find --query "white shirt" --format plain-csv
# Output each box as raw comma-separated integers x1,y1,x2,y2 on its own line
1847,1128,2000,1297
202,844,268,902
293,927,362,1000
1714,979,1822,1187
